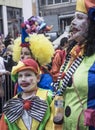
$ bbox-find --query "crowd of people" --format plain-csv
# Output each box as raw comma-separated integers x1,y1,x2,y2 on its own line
0,0,95,129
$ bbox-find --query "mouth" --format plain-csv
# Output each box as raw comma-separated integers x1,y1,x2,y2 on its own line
20,83,30,87
71,27,80,34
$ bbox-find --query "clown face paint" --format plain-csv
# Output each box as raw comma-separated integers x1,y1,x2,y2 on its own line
18,69,39,93
69,12,89,44
20,47,32,60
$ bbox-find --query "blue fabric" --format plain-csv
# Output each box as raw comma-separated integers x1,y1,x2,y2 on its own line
38,73,54,91
88,63,95,130
88,63,95,109
17,85,23,93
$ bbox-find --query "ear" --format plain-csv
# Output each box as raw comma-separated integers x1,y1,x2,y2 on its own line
37,74,41,83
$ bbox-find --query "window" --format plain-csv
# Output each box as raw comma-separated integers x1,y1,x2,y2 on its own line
40,0,46,6
7,7,22,38
55,0,61,3
48,0,53,5
72,0,76,2
62,0,69,2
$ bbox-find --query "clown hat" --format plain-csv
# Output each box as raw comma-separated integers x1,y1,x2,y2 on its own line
76,0,95,14
20,23,30,47
11,58,40,82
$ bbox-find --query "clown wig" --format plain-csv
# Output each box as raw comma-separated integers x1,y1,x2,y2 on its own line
13,34,54,66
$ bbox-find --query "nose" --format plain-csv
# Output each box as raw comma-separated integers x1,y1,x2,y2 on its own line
71,17,77,26
21,75,26,80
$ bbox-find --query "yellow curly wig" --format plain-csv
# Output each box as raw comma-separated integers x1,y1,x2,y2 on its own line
13,34,54,65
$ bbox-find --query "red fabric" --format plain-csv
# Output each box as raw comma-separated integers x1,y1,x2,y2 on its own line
85,0,95,11
50,49,66,82
0,114,8,130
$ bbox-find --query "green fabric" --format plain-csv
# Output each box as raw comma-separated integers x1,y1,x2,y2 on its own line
38,89,52,130
5,116,20,130
63,54,95,130
3,89,53,130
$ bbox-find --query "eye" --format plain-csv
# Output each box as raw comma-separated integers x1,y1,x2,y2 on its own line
25,52,31,55
18,74,22,78
77,14,84,20
25,73,32,77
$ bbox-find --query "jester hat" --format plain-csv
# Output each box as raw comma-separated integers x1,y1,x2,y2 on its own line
11,58,40,82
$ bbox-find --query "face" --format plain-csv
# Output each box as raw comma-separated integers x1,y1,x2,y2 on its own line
20,47,32,60
18,69,40,93
69,12,89,44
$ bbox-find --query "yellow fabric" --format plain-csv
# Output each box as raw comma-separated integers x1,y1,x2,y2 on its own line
76,0,87,14
36,88,48,100
11,61,25,75
70,44,85,59
46,99,55,130
16,117,40,130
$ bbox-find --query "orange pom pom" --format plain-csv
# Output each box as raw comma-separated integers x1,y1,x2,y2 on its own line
23,100,31,110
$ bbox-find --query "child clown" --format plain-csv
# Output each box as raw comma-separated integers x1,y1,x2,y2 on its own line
0,58,54,130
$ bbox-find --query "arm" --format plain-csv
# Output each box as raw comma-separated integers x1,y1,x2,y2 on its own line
50,52,62,82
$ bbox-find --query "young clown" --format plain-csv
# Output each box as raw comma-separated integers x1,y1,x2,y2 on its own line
12,23,54,94
0,58,54,130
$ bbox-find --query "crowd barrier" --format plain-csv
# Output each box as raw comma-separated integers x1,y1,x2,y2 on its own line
0,75,15,117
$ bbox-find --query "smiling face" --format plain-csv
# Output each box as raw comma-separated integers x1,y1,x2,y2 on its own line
69,12,89,44
18,69,40,93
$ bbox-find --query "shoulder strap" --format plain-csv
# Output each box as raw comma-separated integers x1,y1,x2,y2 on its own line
59,56,84,95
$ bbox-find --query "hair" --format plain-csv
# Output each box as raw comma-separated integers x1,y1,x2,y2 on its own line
57,37,68,50
60,37,68,47
12,34,54,66
85,20,95,56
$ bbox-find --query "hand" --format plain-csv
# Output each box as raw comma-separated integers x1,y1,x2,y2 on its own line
0,71,10,76
5,71,10,75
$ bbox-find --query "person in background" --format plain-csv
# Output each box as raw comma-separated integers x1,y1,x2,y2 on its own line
50,37,69,82
0,56,10,114
53,0,95,130
3,44,16,72
0,58,54,130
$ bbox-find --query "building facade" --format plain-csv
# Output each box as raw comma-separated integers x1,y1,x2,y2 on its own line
38,0,76,35
0,0,76,39
0,0,33,39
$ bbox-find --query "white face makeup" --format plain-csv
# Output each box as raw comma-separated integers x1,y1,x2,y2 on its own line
69,12,89,44
20,47,32,60
18,69,39,93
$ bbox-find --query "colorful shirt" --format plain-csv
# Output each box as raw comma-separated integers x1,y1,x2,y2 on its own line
0,88,54,130
63,54,95,130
